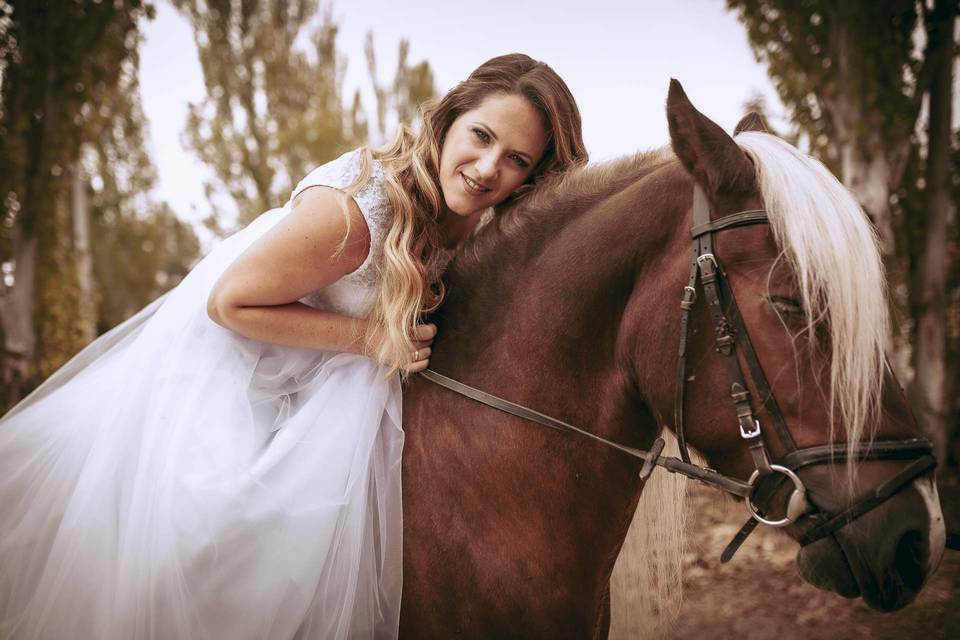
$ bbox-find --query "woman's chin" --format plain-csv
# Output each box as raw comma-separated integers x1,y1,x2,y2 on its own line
442,197,482,218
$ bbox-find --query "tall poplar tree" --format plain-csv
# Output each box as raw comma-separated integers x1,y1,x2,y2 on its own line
173,0,367,227
0,0,154,406
364,34,436,144
174,1,436,229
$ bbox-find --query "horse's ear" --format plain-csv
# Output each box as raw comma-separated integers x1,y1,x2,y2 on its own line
666,79,755,200
733,112,767,135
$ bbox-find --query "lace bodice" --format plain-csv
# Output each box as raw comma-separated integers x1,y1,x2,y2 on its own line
292,150,391,318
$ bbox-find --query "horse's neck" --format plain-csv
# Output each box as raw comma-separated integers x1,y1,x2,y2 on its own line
421,180,681,469
433,168,686,407
401,165,689,593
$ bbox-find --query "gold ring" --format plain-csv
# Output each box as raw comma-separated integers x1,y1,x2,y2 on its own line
414,349,419,361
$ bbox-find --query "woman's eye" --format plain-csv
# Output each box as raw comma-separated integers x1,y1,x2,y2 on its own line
510,154,529,168
472,128,490,143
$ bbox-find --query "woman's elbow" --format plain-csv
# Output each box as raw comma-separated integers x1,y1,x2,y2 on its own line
206,287,235,328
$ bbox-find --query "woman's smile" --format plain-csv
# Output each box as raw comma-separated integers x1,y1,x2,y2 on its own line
460,172,492,195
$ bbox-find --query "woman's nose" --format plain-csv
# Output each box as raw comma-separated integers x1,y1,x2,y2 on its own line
475,151,499,181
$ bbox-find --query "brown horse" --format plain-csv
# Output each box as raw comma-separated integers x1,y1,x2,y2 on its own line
398,81,945,638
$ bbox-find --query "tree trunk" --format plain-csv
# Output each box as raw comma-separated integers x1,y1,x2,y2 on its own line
840,142,896,255
0,229,38,407
71,158,96,344
909,0,955,470
821,5,899,258
34,176,88,382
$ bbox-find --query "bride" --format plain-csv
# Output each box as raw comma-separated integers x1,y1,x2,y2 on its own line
0,53,587,639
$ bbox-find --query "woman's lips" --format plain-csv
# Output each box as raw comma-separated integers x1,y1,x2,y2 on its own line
461,172,491,195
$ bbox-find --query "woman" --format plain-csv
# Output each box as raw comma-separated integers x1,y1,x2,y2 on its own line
0,54,587,639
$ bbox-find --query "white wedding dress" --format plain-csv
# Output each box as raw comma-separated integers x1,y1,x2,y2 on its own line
0,150,404,639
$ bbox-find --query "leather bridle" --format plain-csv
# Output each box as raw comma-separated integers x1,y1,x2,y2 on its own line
674,185,935,560
420,184,937,561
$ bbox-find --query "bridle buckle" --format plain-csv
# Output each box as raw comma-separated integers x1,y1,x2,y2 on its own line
739,418,761,439
696,253,718,270
681,285,697,310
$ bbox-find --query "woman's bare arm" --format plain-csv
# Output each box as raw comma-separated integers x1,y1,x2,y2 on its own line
206,186,373,355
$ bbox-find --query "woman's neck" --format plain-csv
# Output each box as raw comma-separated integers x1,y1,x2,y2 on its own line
438,208,487,249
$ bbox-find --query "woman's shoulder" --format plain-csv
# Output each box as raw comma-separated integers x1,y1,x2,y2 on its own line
291,150,388,217
289,150,391,263
291,149,385,199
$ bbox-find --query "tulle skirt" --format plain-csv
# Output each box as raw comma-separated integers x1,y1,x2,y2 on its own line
0,207,404,639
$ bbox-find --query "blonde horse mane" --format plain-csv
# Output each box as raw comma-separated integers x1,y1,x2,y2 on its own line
609,132,889,637
735,132,889,461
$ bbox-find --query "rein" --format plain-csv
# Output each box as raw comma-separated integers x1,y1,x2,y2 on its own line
419,185,939,561
419,368,753,498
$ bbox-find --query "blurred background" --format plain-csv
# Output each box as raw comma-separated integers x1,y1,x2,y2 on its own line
0,1,957,635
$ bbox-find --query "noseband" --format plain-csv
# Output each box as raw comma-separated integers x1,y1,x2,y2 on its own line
420,184,936,562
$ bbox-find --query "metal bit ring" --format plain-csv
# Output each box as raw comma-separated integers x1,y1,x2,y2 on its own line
745,464,809,527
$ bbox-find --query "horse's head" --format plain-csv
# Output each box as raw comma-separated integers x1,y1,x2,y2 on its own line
641,80,945,611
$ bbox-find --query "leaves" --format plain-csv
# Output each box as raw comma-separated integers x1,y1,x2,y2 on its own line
726,0,921,171
174,0,364,226
0,1,199,405
175,0,436,229
84,55,199,331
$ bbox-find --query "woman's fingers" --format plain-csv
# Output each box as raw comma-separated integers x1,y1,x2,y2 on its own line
404,346,431,374
412,324,435,355
408,346,431,365
402,324,436,373
404,358,430,374
412,323,437,341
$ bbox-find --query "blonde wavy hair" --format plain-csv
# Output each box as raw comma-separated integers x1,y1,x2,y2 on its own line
341,53,588,376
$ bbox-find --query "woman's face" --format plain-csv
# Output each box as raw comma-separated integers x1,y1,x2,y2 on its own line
438,93,548,217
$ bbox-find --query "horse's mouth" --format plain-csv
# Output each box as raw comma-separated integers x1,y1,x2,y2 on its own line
796,536,861,600
796,530,929,611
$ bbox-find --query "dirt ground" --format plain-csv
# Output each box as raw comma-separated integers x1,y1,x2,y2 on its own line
663,473,960,640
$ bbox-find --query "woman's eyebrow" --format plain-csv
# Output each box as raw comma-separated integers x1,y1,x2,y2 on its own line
472,122,535,163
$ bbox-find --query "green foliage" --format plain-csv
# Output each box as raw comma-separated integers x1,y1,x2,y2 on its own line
0,1,200,404
83,47,199,331
174,1,436,229
174,0,366,227
727,0,922,169
0,0,156,390
92,201,198,332
392,40,436,129
365,34,436,141
0,0,153,248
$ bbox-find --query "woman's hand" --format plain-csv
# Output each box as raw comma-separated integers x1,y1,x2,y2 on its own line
404,323,437,374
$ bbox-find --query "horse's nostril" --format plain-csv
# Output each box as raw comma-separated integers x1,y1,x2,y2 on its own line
893,529,927,592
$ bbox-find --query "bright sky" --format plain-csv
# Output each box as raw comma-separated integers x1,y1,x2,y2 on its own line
139,0,785,230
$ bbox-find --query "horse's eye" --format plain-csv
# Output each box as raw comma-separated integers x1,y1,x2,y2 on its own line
768,295,805,319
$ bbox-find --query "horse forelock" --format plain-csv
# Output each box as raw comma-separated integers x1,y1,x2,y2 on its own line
734,132,889,460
